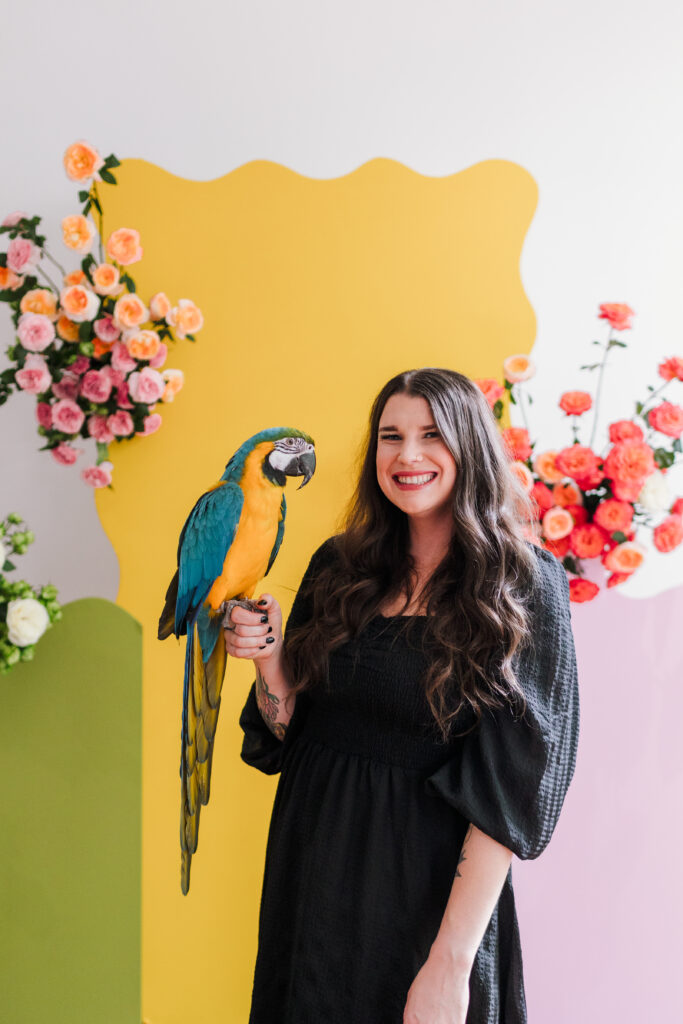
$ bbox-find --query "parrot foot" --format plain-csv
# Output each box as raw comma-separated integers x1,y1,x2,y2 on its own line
221,598,262,630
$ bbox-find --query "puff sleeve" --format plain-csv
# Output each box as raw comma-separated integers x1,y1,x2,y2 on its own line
238,537,337,775
425,546,580,859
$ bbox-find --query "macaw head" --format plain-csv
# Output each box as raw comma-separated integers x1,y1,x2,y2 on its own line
222,427,316,489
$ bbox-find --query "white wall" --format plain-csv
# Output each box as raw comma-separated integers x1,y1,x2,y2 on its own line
2,0,683,600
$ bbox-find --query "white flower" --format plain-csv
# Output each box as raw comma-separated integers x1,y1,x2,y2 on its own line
0,538,6,566
6,597,50,647
637,470,671,512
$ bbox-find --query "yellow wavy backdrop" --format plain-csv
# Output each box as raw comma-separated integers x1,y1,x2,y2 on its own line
97,157,537,1024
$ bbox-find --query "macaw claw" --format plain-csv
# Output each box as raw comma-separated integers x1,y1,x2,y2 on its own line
221,597,263,630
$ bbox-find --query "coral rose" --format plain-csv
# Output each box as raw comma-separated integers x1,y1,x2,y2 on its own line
608,420,643,444
17,312,55,352
51,398,85,434
62,214,96,254
161,368,184,403
533,450,564,484
20,288,58,319
569,578,600,603
502,354,535,383
559,391,592,416
574,466,605,491
530,481,554,514
475,378,504,408
542,506,574,541
106,227,143,266
603,541,646,574
671,497,683,518
80,369,113,403
569,523,607,559
555,445,600,481
647,401,683,439
606,572,631,588
658,356,683,382
36,402,53,429
598,303,635,331
7,237,41,275
653,515,683,553
593,499,633,534
94,316,120,344
125,329,161,361
92,263,123,296
15,354,51,394
111,340,137,373
543,535,571,559
113,293,149,330
56,315,80,342
552,482,583,507
167,298,203,338
566,504,588,527
611,478,644,502
51,442,83,466
502,427,531,461
63,269,87,287
136,412,163,437
509,461,534,492
0,266,23,291
604,440,656,487
87,415,114,443
60,284,100,323
63,141,104,182
128,367,165,404
149,292,171,320
81,462,113,488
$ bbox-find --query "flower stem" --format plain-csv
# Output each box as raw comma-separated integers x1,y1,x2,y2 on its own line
92,183,104,263
513,382,531,436
588,327,614,450
637,379,671,422
42,247,66,278
36,264,60,293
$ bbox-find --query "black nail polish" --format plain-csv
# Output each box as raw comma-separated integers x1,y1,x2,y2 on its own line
259,645,266,650
257,599,268,605
267,626,272,633
260,615,268,623
266,636,275,644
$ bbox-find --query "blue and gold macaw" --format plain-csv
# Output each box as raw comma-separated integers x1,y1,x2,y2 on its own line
158,427,316,894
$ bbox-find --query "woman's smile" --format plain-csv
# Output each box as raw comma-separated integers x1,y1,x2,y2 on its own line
392,471,438,490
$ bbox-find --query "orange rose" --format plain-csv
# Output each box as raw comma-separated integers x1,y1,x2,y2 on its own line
167,298,203,338
161,368,184,402
502,354,535,383
125,329,161,361
647,402,683,439
604,440,656,485
60,284,100,322
502,427,532,461
569,523,607,559
93,337,114,358
608,420,643,444
92,263,123,296
113,293,149,330
552,482,583,507
542,506,574,540
555,445,600,481
658,356,683,382
559,391,592,416
63,141,104,182
20,288,58,320
532,450,564,484
593,499,633,534
149,292,171,320
653,515,683,553
62,214,96,254
0,266,23,291
106,228,143,266
603,541,646,574
598,303,635,331
56,315,80,342
569,578,600,603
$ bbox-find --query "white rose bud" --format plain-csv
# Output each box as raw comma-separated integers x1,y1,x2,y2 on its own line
637,470,671,512
6,597,50,647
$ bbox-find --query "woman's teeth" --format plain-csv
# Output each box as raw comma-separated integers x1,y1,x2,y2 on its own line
394,473,437,486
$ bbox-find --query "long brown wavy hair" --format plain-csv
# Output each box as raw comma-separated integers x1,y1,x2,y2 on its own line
284,367,544,742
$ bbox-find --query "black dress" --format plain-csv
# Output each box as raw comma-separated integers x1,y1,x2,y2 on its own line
239,537,580,1024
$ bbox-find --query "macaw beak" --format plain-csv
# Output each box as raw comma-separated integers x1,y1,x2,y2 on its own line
285,448,316,489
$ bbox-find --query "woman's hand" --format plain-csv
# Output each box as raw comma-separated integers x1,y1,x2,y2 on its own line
403,948,471,1024
223,593,284,664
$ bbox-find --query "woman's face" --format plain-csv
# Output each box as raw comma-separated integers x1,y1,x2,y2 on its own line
376,392,457,521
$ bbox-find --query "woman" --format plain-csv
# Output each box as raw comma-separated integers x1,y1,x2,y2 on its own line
227,367,580,1024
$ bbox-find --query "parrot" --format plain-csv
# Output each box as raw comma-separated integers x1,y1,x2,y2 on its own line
158,427,316,894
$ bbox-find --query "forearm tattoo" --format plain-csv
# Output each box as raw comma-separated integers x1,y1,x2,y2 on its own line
455,824,473,878
255,664,288,741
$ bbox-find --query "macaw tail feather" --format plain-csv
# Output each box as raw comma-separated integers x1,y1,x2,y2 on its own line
179,619,228,895
158,569,180,640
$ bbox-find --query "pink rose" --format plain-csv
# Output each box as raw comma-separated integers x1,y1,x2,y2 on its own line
7,237,41,275
80,369,113,403
116,382,133,409
70,355,91,376
111,340,137,373
94,315,121,343
81,461,113,488
2,210,28,227
136,412,162,437
107,410,134,436
15,354,51,394
127,366,165,404
51,442,83,465
149,342,167,369
52,373,80,401
36,402,53,429
87,415,114,443
52,398,85,434
17,312,55,352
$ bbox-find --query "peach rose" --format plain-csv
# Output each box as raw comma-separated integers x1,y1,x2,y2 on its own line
568,578,600,603
604,440,656,486
502,354,536,383
532,450,564,484
658,356,683,382
653,515,683,553
63,269,87,287
608,420,643,444
60,284,100,323
81,461,113,488
559,391,592,416
598,303,635,331
167,298,203,338
149,292,171,320
161,368,184,403
92,263,123,296
555,445,600,481
62,214,96,254
113,293,149,330
542,506,574,541
56,315,80,342
63,141,104,182
593,499,633,534
647,402,683,439
125,329,161,361
106,227,143,266
502,427,532,461
20,288,58,320
603,541,646,574
509,461,534,492
0,266,23,291
552,482,583,507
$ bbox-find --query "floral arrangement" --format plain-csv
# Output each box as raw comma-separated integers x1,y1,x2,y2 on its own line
0,513,61,674
0,140,203,488
476,303,683,602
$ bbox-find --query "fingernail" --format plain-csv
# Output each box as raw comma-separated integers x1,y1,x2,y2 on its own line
266,636,275,644
259,645,266,650
257,599,267,606
267,626,272,633
260,615,268,623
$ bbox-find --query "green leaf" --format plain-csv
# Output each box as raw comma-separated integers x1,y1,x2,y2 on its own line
83,199,92,215
635,401,643,415
96,441,110,465
121,274,136,293
78,190,90,202
78,321,92,342
673,438,682,453
611,531,628,544
2,560,15,572
100,168,117,185
185,333,195,342
104,154,121,168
